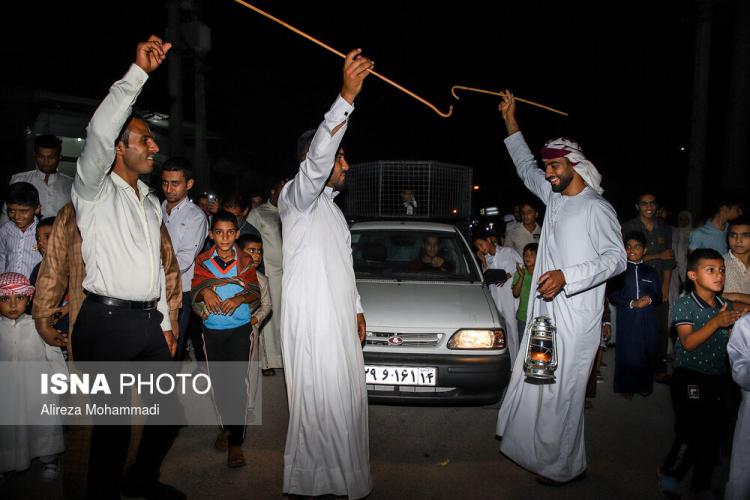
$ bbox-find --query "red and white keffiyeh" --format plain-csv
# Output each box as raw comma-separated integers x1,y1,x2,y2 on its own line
541,137,604,195
0,272,35,297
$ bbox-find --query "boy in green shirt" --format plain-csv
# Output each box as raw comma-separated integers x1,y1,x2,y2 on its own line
512,243,538,342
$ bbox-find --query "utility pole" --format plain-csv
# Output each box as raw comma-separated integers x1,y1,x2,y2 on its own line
686,0,712,218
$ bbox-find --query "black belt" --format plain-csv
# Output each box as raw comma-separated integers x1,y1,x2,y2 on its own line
86,292,158,311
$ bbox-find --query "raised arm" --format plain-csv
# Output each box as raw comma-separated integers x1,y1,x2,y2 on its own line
282,49,373,212
499,91,552,205
73,36,171,201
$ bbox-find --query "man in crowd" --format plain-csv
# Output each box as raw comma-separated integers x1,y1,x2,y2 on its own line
246,176,286,375
504,200,541,255
279,48,374,499
689,192,744,254
32,200,182,499
495,90,626,485
621,192,675,382
69,36,183,499
161,157,208,360
1,134,73,224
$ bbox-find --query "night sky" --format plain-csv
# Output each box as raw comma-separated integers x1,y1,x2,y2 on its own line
4,0,734,220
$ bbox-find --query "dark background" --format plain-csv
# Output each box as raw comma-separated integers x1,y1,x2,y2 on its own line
1,0,743,221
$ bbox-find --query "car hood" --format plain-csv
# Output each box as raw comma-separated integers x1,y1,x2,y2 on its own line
356,280,501,329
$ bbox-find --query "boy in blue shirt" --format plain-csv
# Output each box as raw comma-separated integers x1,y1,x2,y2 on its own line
659,249,747,497
192,211,261,469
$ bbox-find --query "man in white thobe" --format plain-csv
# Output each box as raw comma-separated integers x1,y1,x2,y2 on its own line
279,49,373,499
726,313,750,500
495,91,626,484
474,233,524,362
247,178,286,374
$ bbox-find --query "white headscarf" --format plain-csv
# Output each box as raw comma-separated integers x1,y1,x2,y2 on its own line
541,137,604,195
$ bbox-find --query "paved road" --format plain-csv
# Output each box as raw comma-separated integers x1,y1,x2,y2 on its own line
2,348,733,499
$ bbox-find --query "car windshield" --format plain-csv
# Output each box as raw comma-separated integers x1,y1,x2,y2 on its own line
351,229,481,282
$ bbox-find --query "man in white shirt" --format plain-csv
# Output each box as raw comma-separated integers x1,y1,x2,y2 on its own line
246,176,286,375
280,48,373,499
161,157,208,360
70,36,184,500
504,201,541,255
0,134,73,225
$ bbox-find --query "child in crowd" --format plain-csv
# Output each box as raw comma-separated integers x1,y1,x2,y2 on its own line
237,234,272,375
0,272,65,483
722,216,750,307
0,182,42,277
512,242,538,341
726,312,750,500
191,212,261,469
607,231,661,398
29,217,55,286
474,230,523,363
658,249,747,497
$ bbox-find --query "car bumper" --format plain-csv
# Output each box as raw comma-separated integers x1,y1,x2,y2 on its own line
363,351,511,406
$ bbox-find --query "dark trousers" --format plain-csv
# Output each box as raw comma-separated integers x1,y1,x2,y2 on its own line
72,298,181,500
655,302,670,372
175,292,206,361
661,367,729,491
203,324,252,446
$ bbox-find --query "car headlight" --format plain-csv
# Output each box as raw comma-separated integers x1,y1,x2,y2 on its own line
447,329,506,350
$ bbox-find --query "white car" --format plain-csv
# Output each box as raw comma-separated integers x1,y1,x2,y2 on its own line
351,220,511,405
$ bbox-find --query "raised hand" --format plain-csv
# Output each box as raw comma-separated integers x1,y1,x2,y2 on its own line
341,48,374,104
713,303,743,328
135,35,172,74
498,90,520,135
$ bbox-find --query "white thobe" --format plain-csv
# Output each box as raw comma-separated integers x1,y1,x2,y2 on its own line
279,95,371,499
726,314,750,500
0,314,66,472
496,132,626,482
485,245,523,362
247,201,284,369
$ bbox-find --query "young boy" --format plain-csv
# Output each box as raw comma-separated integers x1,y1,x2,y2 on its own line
512,242,538,341
474,230,523,363
722,216,750,307
0,272,65,482
659,249,746,496
237,234,272,375
29,217,55,286
607,231,662,398
191,211,261,469
0,182,42,278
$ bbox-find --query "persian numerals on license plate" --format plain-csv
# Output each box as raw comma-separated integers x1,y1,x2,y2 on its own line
364,365,437,386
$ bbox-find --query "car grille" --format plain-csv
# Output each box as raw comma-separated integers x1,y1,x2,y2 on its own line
365,331,442,347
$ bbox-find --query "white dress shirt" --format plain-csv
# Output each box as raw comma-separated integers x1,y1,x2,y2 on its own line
162,197,208,292
0,219,41,278
0,169,73,225
71,64,171,330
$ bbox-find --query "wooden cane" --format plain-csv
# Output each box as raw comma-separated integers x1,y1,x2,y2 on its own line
451,85,568,117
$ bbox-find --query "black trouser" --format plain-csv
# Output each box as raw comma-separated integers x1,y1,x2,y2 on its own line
655,302,670,372
72,298,181,500
175,292,207,361
203,324,252,446
661,367,729,491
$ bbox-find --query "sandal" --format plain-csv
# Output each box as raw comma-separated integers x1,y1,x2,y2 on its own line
227,445,246,468
214,430,230,451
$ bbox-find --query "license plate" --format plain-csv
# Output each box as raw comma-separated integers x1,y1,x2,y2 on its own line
365,365,437,386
